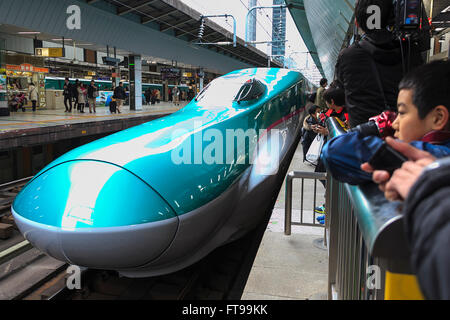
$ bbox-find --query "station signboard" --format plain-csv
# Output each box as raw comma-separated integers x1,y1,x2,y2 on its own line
35,48,65,58
6,64,49,73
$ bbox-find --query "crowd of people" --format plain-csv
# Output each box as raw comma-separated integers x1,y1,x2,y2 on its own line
8,81,38,113
300,0,450,299
7,77,193,115
63,78,98,114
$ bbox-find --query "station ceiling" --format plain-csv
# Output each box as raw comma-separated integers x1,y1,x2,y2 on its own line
86,0,282,68
0,0,282,75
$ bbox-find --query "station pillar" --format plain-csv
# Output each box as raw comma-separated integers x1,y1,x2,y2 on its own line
129,55,142,111
163,80,169,102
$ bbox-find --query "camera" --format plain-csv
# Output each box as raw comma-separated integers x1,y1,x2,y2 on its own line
395,0,422,31
350,111,397,138
392,0,431,53
368,141,408,175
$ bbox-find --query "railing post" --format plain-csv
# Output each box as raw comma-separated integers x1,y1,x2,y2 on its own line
284,172,294,236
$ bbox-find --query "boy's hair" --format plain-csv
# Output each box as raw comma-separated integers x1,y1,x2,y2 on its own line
320,78,328,87
323,81,346,106
399,60,450,119
308,104,319,115
355,0,394,34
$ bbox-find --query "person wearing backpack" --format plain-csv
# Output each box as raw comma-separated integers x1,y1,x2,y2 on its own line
336,0,429,128
113,82,126,114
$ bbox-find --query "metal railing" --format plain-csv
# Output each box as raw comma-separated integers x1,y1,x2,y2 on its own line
284,171,327,236
284,117,424,299
326,173,385,300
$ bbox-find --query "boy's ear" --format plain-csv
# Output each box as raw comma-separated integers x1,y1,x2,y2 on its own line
430,105,449,131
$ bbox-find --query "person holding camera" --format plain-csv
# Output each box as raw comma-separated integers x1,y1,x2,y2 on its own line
309,83,349,222
336,0,427,128
362,139,450,300
302,105,320,162
323,60,450,185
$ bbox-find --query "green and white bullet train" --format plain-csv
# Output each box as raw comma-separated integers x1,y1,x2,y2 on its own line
12,68,314,277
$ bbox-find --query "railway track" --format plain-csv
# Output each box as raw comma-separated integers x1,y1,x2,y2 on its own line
0,177,70,301
0,177,269,300
48,217,268,300
0,177,32,220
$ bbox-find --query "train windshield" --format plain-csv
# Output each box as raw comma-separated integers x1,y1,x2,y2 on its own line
195,78,247,106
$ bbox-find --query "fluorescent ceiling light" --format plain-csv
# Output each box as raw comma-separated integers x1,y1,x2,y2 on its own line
51,38,72,41
18,31,41,34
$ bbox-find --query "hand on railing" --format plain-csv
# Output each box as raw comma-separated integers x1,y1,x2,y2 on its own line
361,137,436,201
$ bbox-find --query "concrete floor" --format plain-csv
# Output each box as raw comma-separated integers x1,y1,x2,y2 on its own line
0,102,187,132
242,144,329,300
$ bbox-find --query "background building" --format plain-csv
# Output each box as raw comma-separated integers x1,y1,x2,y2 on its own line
272,0,287,65
247,0,258,46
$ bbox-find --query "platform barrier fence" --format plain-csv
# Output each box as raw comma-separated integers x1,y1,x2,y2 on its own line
285,117,425,300
284,171,327,238
326,174,385,300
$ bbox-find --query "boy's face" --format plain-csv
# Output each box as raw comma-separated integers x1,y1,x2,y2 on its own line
392,89,434,143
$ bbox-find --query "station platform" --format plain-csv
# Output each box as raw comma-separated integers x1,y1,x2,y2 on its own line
0,102,187,150
242,144,328,300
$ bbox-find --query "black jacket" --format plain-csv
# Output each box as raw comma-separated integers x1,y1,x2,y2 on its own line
63,83,73,98
336,30,423,127
114,86,126,100
72,83,79,98
87,85,97,99
403,157,450,300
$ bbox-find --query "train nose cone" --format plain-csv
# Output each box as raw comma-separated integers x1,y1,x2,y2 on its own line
12,161,178,269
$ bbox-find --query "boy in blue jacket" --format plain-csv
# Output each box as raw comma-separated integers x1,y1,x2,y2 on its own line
322,60,450,185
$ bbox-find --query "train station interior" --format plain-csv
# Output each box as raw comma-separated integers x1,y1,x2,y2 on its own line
0,0,449,306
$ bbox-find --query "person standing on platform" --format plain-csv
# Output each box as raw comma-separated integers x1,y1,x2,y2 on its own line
73,79,80,112
156,89,161,103
78,83,87,113
87,80,97,114
145,88,151,105
114,82,126,114
151,89,157,105
63,78,73,113
335,0,429,128
173,85,180,107
28,82,38,112
315,78,328,113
